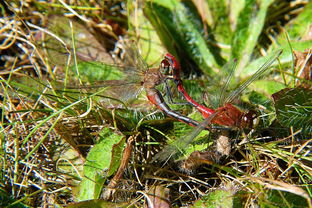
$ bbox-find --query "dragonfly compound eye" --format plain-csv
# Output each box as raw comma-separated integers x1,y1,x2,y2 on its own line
241,110,259,129
160,59,173,76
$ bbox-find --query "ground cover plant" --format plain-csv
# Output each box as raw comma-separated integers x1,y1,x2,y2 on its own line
0,0,311,207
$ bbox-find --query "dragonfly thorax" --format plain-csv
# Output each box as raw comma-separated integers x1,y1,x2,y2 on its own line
143,67,165,89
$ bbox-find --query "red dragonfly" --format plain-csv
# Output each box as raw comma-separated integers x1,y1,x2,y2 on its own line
32,16,204,130
154,50,283,162
60,41,208,129
160,51,283,129
30,16,214,130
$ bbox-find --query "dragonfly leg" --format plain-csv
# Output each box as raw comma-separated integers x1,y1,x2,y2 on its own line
163,78,193,106
163,54,215,118
146,88,209,129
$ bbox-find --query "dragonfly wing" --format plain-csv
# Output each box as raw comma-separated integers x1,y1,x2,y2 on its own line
113,40,151,81
218,58,238,107
153,111,220,163
122,40,149,70
225,50,283,104
108,83,144,104
54,80,144,106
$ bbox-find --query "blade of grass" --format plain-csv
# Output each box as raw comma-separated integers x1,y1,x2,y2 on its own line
19,87,108,147
24,113,63,160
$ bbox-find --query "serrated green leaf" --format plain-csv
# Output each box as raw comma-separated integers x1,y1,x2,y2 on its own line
232,0,274,73
272,88,312,133
77,129,125,201
205,0,232,45
144,0,220,75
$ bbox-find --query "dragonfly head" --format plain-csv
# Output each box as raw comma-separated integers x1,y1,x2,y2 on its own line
160,58,173,78
160,53,181,80
241,110,259,129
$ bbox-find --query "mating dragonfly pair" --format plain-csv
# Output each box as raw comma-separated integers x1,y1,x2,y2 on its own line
144,51,281,131
144,50,282,162
64,43,281,161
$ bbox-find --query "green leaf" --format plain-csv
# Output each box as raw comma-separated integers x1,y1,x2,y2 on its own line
191,189,234,208
144,0,221,75
107,136,126,177
205,0,233,45
66,199,129,208
271,40,312,70
246,90,271,106
77,129,125,201
232,0,274,73
272,88,312,133
250,80,286,96
241,49,282,77
260,190,310,208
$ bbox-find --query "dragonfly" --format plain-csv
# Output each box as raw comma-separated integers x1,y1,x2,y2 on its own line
154,49,283,162
58,41,210,129
29,17,206,130
161,51,283,128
